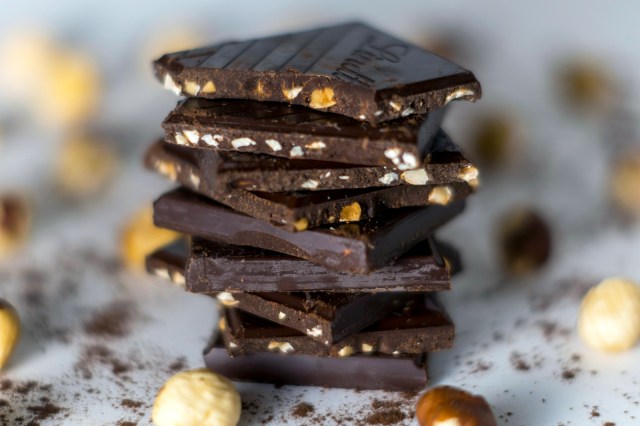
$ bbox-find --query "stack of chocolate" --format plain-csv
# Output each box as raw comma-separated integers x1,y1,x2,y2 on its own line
144,22,481,391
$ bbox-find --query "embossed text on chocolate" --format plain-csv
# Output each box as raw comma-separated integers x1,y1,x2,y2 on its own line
333,38,408,86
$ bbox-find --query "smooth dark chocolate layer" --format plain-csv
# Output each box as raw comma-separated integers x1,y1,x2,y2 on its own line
153,188,465,274
220,294,454,357
155,22,480,124
204,339,428,390
162,97,445,168
146,238,460,293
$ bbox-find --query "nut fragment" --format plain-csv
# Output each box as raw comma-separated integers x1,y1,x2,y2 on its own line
0,195,31,258
416,386,496,426
578,278,640,352
216,292,239,307
309,87,336,109
152,368,241,426
497,207,551,276
610,150,640,218
293,218,309,232
265,139,282,152
339,202,362,222
282,86,303,100
153,160,177,181
267,341,294,354
55,135,117,199
337,345,354,357
379,172,398,185
120,206,181,271
183,81,200,96
301,180,319,190
0,299,20,369
201,81,216,94
401,169,429,185
428,186,453,205
231,138,256,149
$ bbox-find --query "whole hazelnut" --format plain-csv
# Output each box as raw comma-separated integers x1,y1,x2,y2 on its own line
0,194,31,259
120,206,181,271
55,135,117,199
469,112,522,169
578,277,640,352
416,386,496,426
556,58,616,114
152,368,241,426
0,299,21,369
497,207,551,276
610,151,640,218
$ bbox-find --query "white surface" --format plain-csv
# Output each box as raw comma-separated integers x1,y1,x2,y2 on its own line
1,1,640,425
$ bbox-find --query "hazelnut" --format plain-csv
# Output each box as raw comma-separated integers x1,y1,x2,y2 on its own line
416,386,496,426
578,278,640,352
339,202,362,222
428,186,453,205
0,299,20,369
152,368,241,426
293,218,309,232
36,50,101,128
0,194,31,258
470,112,521,168
55,135,117,198
556,58,616,113
610,150,640,218
401,169,429,185
497,207,551,276
120,206,181,271
309,87,336,109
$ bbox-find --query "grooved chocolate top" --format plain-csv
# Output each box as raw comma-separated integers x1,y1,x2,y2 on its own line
154,22,481,123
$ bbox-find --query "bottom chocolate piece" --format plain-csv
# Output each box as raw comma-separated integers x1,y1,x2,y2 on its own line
204,340,428,391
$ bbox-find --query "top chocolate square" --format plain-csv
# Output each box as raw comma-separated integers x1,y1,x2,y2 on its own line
154,22,481,124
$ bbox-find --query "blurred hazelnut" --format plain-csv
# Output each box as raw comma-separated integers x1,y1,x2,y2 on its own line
35,50,101,128
0,194,31,258
152,368,241,426
497,207,551,276
556,58,616,113
0,299,20,369
578,278,640,352
0,31,57,100
610,150,640,218
416,386,496,426
55,135,117,199
469,112,522,168
120,206,181,271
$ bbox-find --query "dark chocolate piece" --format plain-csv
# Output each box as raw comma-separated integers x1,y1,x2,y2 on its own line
162,97,445,168
155,22,480,124
146,238,460,293
204,339,428,390
216,291,412,345
153,188,465,274
220,294,454,357
146,132,477,230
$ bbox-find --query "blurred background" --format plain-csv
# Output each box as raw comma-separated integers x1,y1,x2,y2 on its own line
1,1,640,424
1,0,639,282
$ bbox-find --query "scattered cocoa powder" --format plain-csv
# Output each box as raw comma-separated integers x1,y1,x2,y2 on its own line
365,409,406,425
121,399,143,410
84,302,136,338
292,402,314,417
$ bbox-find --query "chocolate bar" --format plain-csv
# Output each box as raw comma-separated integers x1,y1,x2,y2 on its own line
154,22,480,124
204,339,428,390
146,132,477,230
153,188,465,274
146,238,460,293
188,237,460,292
161,98,444,169
219,294,454,357
217,291,413,345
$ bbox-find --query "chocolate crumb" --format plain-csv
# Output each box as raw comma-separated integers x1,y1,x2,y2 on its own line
121,399,143,410
26,402,64,421
292,402,315,417
365,409,406,425
510,352,531,371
